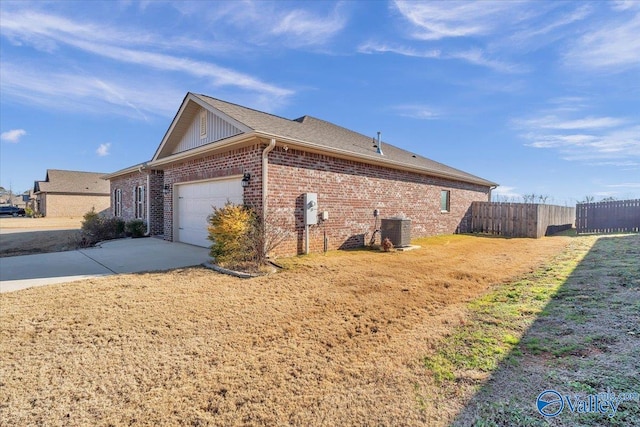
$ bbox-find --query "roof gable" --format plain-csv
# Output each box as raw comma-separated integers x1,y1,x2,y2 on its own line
193,96,496,186
153,93,251,160
35,169,110,195
146,92,496,187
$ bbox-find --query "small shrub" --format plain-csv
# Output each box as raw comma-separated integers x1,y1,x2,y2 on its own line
25,207,34,218
208,202,254,265
81,208,125,245
382,237,394,252
125,219,147,238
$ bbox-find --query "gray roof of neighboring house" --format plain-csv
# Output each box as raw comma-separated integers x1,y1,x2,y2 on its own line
193,93,496,187
34,169,110,195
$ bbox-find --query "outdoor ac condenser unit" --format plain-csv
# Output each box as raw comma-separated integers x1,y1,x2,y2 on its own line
381,217,411,247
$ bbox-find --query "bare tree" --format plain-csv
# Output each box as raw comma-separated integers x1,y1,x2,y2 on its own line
493,194,509,203
581,195,595,203
247,210,293,266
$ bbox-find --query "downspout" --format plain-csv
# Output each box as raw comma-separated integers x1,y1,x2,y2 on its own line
262,138,276,217
138,163,150,236
489,185,497,202
146,173,151,236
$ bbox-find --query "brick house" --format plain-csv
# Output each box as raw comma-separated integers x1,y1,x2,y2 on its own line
33,169,110,217
105,92,496,255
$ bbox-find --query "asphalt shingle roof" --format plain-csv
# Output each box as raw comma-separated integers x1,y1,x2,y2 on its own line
194,93,495,187
35,169,110,194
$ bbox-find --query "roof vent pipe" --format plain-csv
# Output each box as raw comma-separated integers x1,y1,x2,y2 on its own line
377,131,383,155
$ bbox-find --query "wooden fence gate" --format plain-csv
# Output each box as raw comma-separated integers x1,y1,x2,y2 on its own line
576,199,640,234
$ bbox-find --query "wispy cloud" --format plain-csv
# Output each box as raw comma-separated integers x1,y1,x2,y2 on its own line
515,104,640,164
1,129,27,143
448,49,526,74
387,1,639,76
360,1,532,73
0,62,181,118
68,39,292,98
1,9,293,102
504,5,592,49
170,0,347,48
392,0,517,41
271,7,347,46
587,160,639,168
96,143,111,157
392,105,441,120
612,1,640,11
516,115,627,130
358,42,440,58
606,182,640,188
492,186,522,201
1,9,227,54
358,42,522,73
564,11,640,71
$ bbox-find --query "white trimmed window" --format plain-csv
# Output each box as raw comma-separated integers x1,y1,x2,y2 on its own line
135,185,145,219
114,189,122,217
440,190,450,213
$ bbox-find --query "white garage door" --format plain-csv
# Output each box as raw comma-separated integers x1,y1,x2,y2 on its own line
176,178,243,247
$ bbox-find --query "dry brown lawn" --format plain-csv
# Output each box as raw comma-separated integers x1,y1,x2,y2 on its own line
0,217,82,257
0,235,573,426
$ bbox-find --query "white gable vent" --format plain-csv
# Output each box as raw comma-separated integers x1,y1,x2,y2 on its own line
200,111,207,139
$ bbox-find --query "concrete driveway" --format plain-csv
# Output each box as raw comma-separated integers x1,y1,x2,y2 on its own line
0,238,210,293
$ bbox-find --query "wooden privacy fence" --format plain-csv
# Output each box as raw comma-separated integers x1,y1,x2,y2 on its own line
576,199,640,234
470,202,575,238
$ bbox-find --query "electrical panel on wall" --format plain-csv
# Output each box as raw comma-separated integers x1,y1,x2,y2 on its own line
304,193,318,225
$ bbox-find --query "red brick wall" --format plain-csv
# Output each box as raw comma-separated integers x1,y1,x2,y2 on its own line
266,146,490,255
161,145,264,241
148,170,164,235
109,170,164,235
112,142,490,256
110,172,146,220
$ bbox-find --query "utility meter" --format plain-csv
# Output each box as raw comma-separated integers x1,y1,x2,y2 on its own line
304,193,318,225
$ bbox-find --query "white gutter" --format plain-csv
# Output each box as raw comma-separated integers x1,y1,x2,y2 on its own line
253,132,497,188
102,163,147,180
262,138,276,217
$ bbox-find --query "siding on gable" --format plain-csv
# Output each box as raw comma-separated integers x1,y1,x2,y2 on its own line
173,108,243,155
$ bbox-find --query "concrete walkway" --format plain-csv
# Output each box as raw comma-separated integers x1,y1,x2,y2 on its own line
0,238,210,293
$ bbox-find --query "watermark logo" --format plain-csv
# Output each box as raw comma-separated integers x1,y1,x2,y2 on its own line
537,390,564,417
537,388,640,418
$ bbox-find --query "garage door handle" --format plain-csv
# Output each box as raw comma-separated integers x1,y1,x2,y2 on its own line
178,227,184,230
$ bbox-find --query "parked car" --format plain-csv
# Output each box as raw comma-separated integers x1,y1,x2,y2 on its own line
0,206,26,217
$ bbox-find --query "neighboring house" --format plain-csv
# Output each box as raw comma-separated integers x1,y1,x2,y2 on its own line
33,169,110,217
0,194,27,208
105,92,497,255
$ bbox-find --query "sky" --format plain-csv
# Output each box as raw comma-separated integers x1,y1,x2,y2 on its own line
1,0,639,205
